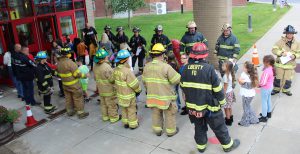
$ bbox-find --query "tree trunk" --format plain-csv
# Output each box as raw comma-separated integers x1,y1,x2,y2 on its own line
193,0,232,69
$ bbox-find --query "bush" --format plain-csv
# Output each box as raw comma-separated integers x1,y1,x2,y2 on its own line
0,106,21,124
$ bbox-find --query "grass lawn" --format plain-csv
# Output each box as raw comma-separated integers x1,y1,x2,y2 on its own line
95,3,289,58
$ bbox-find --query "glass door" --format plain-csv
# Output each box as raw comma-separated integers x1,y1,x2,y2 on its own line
56,11,77,42
37,16,56,51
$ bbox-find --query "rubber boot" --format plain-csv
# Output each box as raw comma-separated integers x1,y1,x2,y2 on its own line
271,90,279,95
180,106,188,115
230,115,234,122
223,139,240,152
198,148,206,153
167,127,179,137
124,124,129,129
225,118,232,126
283,91,292,96
78,112,89,119
67,111,76,117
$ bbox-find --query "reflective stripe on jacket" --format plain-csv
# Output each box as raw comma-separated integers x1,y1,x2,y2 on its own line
142,59,181,110
113,63,141,107
35,63,53,94
180,32,208,54
94,61,115,97
180,59,225,112
272,36,300,69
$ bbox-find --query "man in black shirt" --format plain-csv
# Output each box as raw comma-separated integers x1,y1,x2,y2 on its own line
82,23,98,51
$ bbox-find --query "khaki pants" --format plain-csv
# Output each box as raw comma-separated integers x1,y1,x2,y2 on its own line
152,103,177,136
274,67,294,92
121,98,138,128
64,86,85,115
100,96,119,123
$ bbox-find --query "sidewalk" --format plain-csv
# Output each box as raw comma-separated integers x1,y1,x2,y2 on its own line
1,4,300,154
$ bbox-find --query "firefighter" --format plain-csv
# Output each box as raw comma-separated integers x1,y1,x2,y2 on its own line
129,27,147,74
115,26,129,51
215,24,240,77
142,43,181,137
93,48,120,123
56,46,89,119
113,49,141,129
104,25,116,43
271,25,300,96
34,51,57,114
151,25,172,52
180,43,240,153
180,21,208,54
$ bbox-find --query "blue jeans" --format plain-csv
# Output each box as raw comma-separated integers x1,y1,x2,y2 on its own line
21,80,36,105
261,88,272,117
8,66,23,97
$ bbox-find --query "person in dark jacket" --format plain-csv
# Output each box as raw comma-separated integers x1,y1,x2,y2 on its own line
11,44,24,100
104,25,116,45
129,27,147,74
180,43,240,153
215,24,240,77
14,47,38,106
151,25,172,52
180,21,208,55
114,26,129,51
34,51,57,113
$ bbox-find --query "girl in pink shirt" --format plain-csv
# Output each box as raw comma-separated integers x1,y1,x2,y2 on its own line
259,55,275,122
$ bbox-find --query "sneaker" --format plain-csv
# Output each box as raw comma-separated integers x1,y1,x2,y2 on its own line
78,112,89,119
259,116,268,122
259,113,271,118
223,139,240,152
167,127,179,137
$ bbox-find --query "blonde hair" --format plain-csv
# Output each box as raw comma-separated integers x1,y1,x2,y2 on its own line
101,33,109,44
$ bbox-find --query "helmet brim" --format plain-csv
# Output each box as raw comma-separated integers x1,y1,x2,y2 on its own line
189,53,208,59
284,32,297,34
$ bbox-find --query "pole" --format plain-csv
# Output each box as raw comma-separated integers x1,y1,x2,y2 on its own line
248,14,252,33
181,0,183,14
272,0,277,11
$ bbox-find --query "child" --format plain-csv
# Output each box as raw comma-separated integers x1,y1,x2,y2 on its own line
259,55,275,122
179,53,188,115
89,37,98,71
77,39,87,65
94,49,120,123
222,60,236,126
238,61,259,126
167,52,181,111
34,51,56,114
76,58,90,102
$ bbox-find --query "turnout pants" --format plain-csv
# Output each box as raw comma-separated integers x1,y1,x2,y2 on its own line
273,67,294,93
152,103,177,136
43,94,55,112
100,96,119,123
192,110,233,151
121,98,138,128
63,86,85,115
132,54,145,72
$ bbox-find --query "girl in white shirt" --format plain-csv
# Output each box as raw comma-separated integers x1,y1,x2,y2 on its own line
238,61,259,126
222,61,236,126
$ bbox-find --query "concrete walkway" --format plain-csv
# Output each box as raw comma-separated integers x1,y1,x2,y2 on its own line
1,3,300,154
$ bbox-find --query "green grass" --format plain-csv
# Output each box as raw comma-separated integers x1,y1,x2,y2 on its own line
95,3,289,58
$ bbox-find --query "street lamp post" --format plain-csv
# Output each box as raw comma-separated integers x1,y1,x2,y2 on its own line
181,0,183,14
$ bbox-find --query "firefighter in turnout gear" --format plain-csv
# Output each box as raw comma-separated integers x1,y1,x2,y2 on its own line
271,25,300,96
151,25,173,52
56,46,89,119
180,43,240,153
142,43,181,137
34,51,57,114
94,49,120,123
113,49,141,129
129,27,147,73
215,24,240,76
180,21,208,54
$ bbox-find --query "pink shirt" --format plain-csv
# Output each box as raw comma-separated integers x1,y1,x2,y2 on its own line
259,66,274,89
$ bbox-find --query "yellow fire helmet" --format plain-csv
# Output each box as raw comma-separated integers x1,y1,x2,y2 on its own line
150,43,166,54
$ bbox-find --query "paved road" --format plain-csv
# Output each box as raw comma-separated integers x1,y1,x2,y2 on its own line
254,0,299,4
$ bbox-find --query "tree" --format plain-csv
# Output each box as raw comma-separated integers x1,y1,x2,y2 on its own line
110,0,146,28
193,0,232,69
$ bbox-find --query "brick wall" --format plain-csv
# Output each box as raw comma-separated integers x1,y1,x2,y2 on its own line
94,0,247,18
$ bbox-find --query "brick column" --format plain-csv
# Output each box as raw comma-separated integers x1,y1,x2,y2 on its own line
85,0,95,27
193,0,232,68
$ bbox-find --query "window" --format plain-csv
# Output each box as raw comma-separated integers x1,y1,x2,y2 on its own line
8,0,33,19
74,1,84,9
75,10,85,38
60,16,74,36
56,0,73,12
34,0,55,15
16,23,34,46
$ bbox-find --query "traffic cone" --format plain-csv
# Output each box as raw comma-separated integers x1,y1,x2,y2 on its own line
252,44,260,66
25,105,38,127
